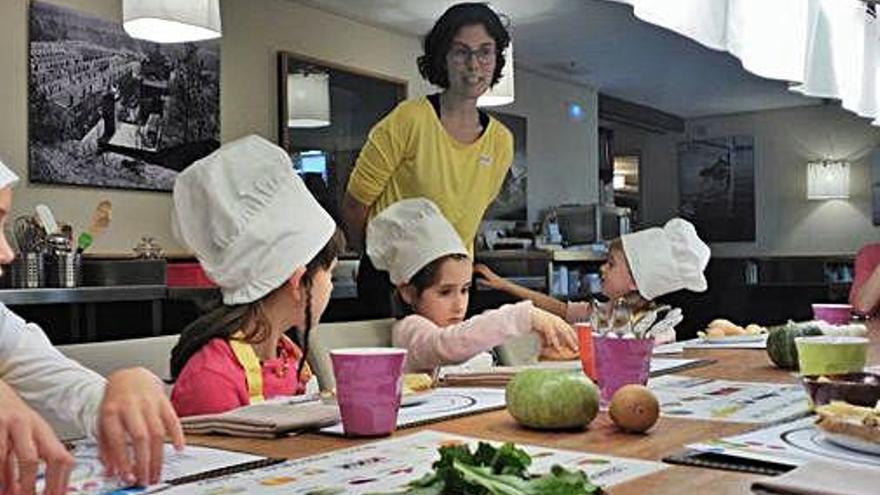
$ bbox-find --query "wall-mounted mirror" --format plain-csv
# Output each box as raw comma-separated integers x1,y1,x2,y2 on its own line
277,52,407,222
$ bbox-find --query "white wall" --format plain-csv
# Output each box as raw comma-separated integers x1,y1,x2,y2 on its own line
636,104,880,256
506,68,598,225
0,0,599,254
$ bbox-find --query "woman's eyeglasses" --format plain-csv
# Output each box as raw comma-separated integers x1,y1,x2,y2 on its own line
448,46,496,65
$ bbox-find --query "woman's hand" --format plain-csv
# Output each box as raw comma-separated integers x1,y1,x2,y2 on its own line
98,368,184,486
0,380,74,495
530,307,578,357
473,264,506,290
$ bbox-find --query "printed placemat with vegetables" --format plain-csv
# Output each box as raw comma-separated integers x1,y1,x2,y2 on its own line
153,430,666,494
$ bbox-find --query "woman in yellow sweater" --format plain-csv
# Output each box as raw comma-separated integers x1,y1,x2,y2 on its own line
342,3,514,317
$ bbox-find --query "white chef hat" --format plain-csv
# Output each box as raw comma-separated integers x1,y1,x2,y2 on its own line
621,218,710,300
367,198,469,285
0,158,21,189
172,135,336,305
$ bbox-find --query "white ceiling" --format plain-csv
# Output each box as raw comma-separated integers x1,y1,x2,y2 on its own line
295,0,818,118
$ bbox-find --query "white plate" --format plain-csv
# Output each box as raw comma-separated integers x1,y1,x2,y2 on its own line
322,390,436,407
823,431,880,456
700,334,766,343
401,389,435,407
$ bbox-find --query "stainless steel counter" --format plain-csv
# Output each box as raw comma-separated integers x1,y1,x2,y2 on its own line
0,285,166,305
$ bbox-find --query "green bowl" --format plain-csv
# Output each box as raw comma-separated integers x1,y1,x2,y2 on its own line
795,336,868,376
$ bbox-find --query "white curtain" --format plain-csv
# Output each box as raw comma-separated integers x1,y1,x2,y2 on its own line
611,0,880,125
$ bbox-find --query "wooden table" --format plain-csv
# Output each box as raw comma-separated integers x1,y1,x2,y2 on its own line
189,322,880,494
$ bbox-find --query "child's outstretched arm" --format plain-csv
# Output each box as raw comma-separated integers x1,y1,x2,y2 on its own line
474,264,569,319
529,307,579,360
393,301,535,371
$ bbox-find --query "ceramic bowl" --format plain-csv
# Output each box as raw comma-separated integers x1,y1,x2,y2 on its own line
801,372,880,407
795,336,868,376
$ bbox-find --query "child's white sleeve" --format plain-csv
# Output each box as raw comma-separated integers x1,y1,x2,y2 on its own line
0,304,106,438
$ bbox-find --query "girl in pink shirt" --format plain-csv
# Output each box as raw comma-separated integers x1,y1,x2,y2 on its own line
366,198,578,373
169,136,344,417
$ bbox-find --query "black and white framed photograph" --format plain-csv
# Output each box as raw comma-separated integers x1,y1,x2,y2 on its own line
678,135,755,242
28,1,220,192
484,111,527,221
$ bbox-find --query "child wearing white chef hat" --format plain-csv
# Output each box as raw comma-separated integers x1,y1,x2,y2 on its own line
170,135,345,417
367,197,578,373
475,218,710,341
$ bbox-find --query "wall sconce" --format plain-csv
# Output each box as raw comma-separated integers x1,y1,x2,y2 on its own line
477,43,515,107
287,72,331,128
806,160,850,200
123,0,221,43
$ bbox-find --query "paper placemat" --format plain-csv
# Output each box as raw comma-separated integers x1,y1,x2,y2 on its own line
686,416,880,469
649,375,810,424
152,429,667,494
38,441,268,495
320,387,507,435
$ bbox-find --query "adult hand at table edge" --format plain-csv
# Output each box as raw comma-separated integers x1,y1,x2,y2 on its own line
98,367,184,487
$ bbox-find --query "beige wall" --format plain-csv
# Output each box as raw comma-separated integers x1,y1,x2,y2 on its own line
630,104,880,256
1,0,429,255
0,0,600,255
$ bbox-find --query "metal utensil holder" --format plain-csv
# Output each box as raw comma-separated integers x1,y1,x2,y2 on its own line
12,252,45,288
47,252,81,288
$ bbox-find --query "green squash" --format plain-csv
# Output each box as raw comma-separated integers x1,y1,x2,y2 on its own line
506,369,599,430
766,322,824,370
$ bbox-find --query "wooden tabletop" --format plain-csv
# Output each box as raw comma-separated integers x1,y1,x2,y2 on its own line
188,321,880,494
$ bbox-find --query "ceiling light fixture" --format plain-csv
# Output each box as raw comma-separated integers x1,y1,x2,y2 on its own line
123,0,222,44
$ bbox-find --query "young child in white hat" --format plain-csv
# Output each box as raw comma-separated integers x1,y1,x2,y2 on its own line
367,198,578,373
0,158,183,493
170,135,345,417
475,218,711,342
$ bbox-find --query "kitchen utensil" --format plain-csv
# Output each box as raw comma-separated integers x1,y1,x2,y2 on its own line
77,200,112,254
35,204,58,234
645,308,683,339
632,309,659,338
14,216,45,253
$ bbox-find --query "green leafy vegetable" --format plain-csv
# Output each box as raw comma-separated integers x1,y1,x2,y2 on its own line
368,442,601,495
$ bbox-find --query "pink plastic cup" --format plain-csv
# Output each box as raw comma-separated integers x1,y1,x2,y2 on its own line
330,347,407,437
594,336,654,403
812,304,853,325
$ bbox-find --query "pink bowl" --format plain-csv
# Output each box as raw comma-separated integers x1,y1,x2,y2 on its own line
812,303,853,325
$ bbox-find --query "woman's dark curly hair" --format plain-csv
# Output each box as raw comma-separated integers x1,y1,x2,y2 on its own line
417,3,511,89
